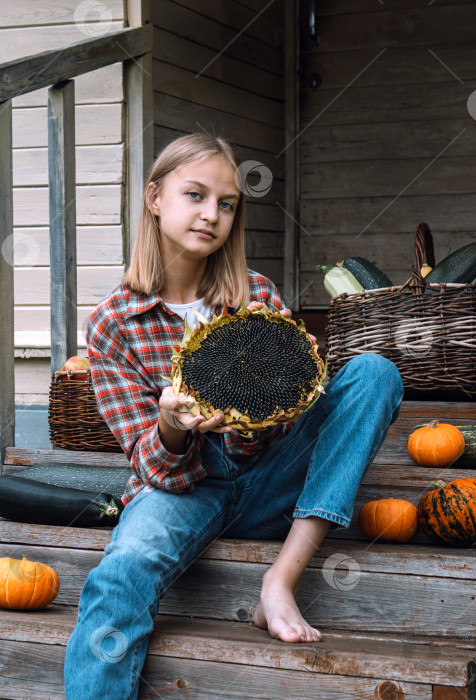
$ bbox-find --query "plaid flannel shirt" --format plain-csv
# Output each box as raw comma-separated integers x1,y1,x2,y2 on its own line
87,270,296,505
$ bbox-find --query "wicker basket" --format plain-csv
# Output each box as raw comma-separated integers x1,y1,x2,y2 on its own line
48,369,123,452
325,223,476,398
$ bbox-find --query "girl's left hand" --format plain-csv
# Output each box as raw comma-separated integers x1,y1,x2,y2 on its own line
247,302,317,344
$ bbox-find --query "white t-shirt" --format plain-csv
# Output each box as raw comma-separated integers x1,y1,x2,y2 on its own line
165,297,215,328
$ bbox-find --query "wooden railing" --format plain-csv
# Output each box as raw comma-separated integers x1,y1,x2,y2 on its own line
0,24,153,464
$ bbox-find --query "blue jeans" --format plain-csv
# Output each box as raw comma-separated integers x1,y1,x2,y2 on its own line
64,354,403,699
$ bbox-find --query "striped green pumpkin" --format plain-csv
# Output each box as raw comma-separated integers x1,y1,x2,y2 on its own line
417,478,476,546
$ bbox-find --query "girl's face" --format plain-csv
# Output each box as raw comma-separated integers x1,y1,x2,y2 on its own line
148,154,241,262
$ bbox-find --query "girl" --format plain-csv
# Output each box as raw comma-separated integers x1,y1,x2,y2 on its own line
64,132,403,699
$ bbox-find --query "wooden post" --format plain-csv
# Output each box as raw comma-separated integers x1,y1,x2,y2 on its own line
0,99,15,466
124,1,153,266
124,52,154,264
48,80,77,373
283,0,300,309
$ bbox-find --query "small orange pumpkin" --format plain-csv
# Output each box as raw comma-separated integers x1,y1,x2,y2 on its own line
418,478,476,547
408,420,465,467
358,498,418,543
0,555,60,609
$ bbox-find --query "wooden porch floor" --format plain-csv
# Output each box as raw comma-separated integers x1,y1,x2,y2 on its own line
1,400,476,698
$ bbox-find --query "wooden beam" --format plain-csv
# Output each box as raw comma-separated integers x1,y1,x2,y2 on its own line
0,25,153,102
124,53,154,263
283,0,300,309
0,100,15,464
48,80,77,372
124,0,153,265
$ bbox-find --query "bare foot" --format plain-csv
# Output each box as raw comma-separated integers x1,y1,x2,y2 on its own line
253,574,321,643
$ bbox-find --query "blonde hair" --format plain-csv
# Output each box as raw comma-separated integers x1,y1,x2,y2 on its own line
123,132,249,309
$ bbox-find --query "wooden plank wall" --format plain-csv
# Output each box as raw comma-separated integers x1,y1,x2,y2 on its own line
298,0,476,308
1,0,126,352
151,0,286,295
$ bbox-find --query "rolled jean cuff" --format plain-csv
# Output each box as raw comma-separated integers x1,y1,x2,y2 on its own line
293,508,351,530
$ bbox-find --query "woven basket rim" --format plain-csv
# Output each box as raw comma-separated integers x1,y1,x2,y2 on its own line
329,281,476,303
53,368,91,378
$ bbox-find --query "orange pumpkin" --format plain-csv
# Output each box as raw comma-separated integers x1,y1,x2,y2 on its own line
417,478,476,547
408,420,465,467
0,555,60,609
358,498,418,543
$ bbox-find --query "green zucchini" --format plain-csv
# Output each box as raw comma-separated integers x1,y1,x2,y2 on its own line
425,242,476,284
408,424,476,468
342,257,393,289
316,264,364,298
0,475,123,527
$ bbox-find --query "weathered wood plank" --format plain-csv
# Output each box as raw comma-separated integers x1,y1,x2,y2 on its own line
299,231,476,274
13,145,123,186
299,194,476,236
12,103,122,147
1,518,475,582
317,0,474,14
3,446,129,467
0,635,435,699
153,27,283,101
0,639,66,699
12,226,122,265
300,120,476,163
13,63,122,107
305,43,476,90
14,266,124,306
140,656,433,698
13,185,122,226
0,23,123,64
300,158,476,200
1,458,461,543
0,99,15,466
301,81,476,127
2,543,476,637
152,60,282,129
150,0,282,76
14,305,97,349
153,96,283,153
0,0,124,27
2,607,473,686
0,25,153,101
245,231,284,259
48,79,77,372
247,259,283,286
314,6,476,52
167,0,282,48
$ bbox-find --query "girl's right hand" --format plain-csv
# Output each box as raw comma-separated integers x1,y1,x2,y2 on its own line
159,385,233,435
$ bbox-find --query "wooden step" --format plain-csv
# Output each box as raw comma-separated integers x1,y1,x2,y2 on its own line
1,606,475,698
1,400,476,695
4,456,476,544
1,520,476,638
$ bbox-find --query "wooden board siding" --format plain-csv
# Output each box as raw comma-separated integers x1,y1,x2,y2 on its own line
151,0,286,297
1,1,126,358
299,0,476,308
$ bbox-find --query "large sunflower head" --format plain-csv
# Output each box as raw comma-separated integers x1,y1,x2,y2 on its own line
165,302,326,434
